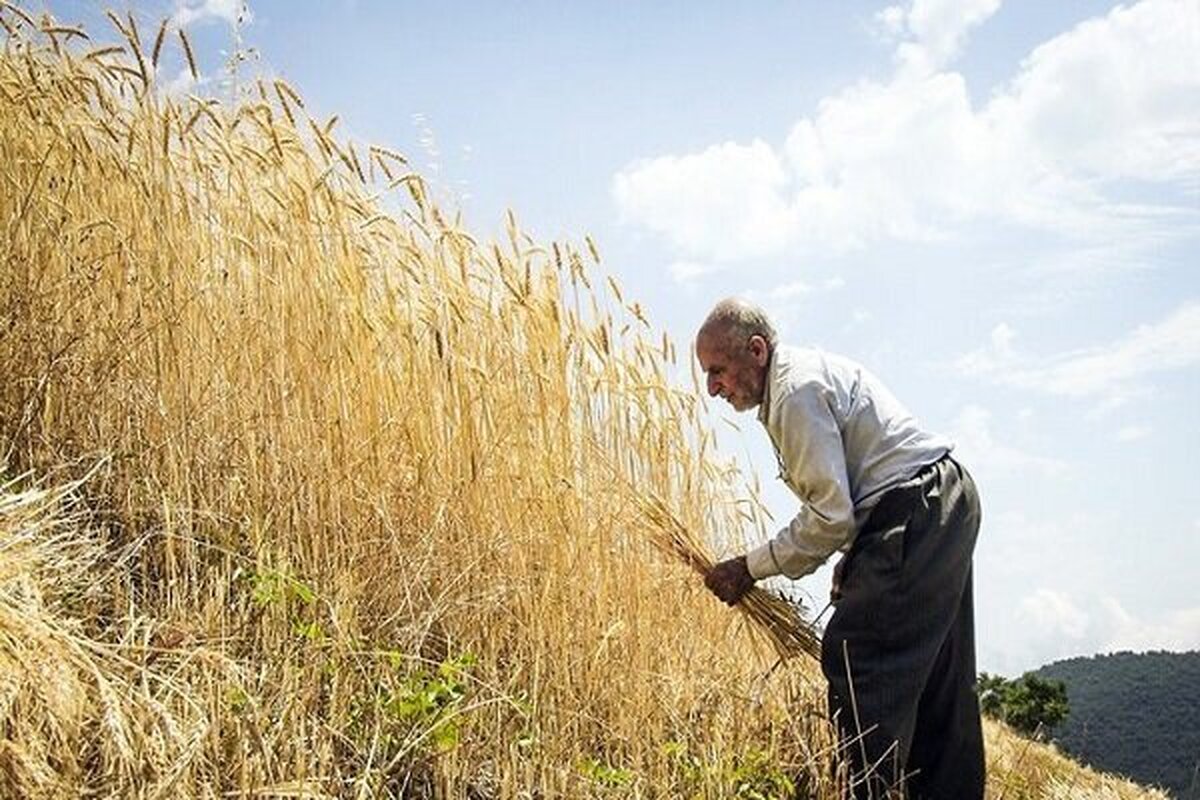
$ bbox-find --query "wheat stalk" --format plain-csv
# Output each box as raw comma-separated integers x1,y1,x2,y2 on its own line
636,494,822,661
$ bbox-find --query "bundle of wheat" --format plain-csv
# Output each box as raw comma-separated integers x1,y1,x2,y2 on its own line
636,494,822,661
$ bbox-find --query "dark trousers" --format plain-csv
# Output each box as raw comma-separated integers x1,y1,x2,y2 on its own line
822,456,984,800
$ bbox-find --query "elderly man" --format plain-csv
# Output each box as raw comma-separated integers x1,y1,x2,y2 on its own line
698,298,984,800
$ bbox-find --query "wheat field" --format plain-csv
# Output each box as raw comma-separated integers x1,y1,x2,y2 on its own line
0,8,1170,798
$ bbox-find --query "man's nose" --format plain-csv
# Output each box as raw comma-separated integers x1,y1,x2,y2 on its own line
707,375,720,397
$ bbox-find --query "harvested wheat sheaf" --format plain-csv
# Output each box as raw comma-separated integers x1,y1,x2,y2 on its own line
637,494,822,661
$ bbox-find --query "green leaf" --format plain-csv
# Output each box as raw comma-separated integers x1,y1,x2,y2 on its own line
292,620,324,641
430,721,460,752
288,578,316,605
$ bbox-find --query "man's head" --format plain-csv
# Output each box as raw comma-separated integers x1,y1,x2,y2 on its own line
695,298,777,412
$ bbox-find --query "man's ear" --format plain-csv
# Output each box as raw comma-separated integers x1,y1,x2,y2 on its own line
748,335,770,365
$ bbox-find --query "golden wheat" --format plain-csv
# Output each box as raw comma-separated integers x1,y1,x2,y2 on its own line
0,9,1168,799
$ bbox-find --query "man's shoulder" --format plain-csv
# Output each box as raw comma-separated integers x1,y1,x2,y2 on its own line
767,346,880,425
778,345,878,385
774,344,825,375
766,347,835,417
772,345,848,391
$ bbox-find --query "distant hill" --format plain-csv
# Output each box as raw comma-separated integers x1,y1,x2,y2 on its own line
1034,651,1200,798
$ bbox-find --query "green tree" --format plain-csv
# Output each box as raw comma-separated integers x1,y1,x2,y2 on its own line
1004,674,1069,735
977,672,1008,719
977,672,1069,738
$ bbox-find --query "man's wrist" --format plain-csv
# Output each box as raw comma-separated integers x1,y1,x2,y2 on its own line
745,542,780,580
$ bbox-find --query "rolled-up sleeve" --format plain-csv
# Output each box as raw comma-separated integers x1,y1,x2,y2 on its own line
745,382,855,580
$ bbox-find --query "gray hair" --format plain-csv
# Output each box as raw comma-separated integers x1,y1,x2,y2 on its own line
697,297,778,351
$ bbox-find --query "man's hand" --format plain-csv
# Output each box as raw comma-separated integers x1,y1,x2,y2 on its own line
705,556,756,606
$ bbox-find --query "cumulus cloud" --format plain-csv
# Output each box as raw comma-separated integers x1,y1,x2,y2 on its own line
171,0,251,29
157,1,250,97
768,280,813,301
978,511,1086,576
956,302,1200,401
1115,424,1151,442
613,0,1200,266
876,0,1002,74
1020,588,1090,640
955,322,1017,376
739,275,849,334
161,66,199,97
667,260,722,284
1101,598,1200,653
948,404,1066,478
993,0,1200,183
977,509,1199,672
995,591,1200,671
613,140,793,262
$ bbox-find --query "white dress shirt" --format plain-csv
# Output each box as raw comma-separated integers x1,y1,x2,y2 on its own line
745,345,953,580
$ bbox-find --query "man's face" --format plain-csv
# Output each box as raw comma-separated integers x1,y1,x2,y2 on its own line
696,331,770,412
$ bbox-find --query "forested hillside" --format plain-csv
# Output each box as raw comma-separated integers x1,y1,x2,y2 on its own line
1038,651,1200,797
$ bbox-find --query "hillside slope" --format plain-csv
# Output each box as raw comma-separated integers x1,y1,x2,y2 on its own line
0,10,1173,798
1037,651,1200,797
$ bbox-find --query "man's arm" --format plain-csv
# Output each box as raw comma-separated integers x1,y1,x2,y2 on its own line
705,381,856,605
745,381,855,581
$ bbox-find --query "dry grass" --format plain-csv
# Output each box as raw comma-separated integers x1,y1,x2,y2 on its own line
0,9,1169,798
983,720,1170,799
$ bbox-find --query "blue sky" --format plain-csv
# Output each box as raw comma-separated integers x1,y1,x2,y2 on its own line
36,0,1200,675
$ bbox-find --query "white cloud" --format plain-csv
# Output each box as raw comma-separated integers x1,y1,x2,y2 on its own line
956,301,1200,401
613,0,1200,266
768,280,812,301
159,66,206,98
982,586,1200,673
834,307,873,336
171,0,251,29
1082,393,1134,422
992,0,1200,183
1115,424,1151,442
667,260,722,284
975,512,1103,673
977,508,1200,673
978,510,1099,583
1026,304,1200,396
1101,598,1200,652
877,0,1003,74
613,140,794,262
993,591,1200,672
989,321,1015,350
743,277,852,333
949,404,1066,478
1020,588,1090,640
956,322,1016,375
